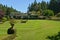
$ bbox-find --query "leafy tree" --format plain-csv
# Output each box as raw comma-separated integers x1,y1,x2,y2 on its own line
43,10,54,16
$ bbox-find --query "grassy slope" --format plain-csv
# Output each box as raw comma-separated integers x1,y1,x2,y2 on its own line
0,20,60,40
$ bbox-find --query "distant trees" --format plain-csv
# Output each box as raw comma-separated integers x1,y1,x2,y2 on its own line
5,8,11,20
28,0,48,12
49,0,60,15
27,0,60,19
0,10,5,23
41,1,48,10
0,4,21,20
28,0,49,19
0,0,60,20
0,10,4,19
28,0,39,12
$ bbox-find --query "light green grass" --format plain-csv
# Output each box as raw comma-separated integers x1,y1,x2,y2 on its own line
0,20,60,40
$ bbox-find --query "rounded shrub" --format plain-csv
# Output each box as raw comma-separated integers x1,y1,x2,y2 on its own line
43,10,54,16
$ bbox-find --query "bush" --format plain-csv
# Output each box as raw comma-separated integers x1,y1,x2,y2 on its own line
43,10,54,16
2,17,7,22
21,19,27,23
47,32,60,40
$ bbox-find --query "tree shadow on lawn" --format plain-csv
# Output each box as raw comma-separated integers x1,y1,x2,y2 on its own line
2,34,17,40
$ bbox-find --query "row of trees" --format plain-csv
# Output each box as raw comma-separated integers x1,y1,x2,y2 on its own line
0,4,21,20
27,0,60,19
0,0,60,20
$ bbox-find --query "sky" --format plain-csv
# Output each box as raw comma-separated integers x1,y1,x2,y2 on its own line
0,0,50,13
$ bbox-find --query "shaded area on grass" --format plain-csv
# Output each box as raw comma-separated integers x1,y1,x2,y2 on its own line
47,32,60,40
2,34,17,40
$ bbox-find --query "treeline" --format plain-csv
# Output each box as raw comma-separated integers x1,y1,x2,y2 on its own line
0,4,21,20
0,0,60,20
27,0,60,19
0,4,19,13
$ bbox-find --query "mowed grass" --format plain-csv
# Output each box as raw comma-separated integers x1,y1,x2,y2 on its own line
0,20,60,40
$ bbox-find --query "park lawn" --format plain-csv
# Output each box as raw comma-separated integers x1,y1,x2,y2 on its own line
0,20,60,40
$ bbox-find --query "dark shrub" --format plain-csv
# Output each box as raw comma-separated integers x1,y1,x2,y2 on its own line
7,28,14,34
7,24,15,34
47,32,60,40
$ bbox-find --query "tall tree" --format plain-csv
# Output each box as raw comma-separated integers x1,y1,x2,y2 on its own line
49,0,60,15
28,0,38,11
5,8,11,20
41,1,48,10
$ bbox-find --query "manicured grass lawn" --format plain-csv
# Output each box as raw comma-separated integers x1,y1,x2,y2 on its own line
0,20,60,40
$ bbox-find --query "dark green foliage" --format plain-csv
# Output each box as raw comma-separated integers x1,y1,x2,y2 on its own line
28,0,48,12
56,13,60,17
43,10,54,16
28,0,60,18
0,10,4,19
7,24,15,34
5,8,11,16
47,32,60,40
0,0,60,19
28,0,38,11
5,8,11,20
28,0,49,18
41,1,48,10
49,0,60,15
0,4,20,20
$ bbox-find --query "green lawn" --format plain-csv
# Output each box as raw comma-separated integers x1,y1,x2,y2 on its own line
0,20,60,40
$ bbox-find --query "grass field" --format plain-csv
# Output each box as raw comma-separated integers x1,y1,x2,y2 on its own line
0,20,60,40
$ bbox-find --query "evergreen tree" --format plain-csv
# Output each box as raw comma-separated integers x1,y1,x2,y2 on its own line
49,0,60,15
41,1,48,10
28,0,38,11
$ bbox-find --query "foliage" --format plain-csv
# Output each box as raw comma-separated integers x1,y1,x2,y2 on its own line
43,10,54,16
0,10,4,19
0,0,60,19
28,0,48,12
47,32,60,40
56,12,60,17
2,17,7,22
0,4,20,20
41,1,48,10
28,0,60,18
28,0,48,18
49,0,60,15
